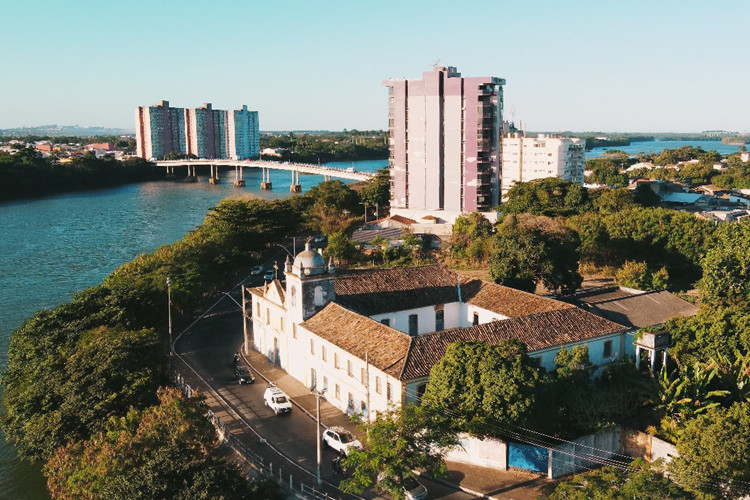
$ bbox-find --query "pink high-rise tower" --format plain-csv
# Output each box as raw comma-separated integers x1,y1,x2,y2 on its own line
384,66,505,223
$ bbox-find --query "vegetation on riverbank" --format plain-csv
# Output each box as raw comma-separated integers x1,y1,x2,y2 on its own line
0,148,161,203
260,130,388,163
0,169,389,497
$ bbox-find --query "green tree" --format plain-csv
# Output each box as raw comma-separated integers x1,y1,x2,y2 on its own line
670,402,750,499
45,387,267,500
615,260,669,290
325,230,356,264
548,459,693,500
450,212,493,263
305,180,360,235
667,307,750,367
701,222,750,307
358,167,390,209
489,214,582,293
502,177,590,217
1,326,166,461
421,341,544,437
340,405,457,500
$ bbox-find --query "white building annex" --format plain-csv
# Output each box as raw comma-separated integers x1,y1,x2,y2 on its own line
243,244,630,420
501,134,586,200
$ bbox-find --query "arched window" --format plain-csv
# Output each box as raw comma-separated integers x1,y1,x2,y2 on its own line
314,286,324,306
291,286,297,307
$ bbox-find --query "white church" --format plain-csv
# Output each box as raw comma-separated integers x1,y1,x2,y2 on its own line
242,243,632,420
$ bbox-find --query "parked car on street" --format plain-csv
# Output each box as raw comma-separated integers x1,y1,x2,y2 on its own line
402,477,428,500
322,426,362,456
250,265,263,275
235,365,255,384
263,269,275,281
377,474,428,500
263,386,292,415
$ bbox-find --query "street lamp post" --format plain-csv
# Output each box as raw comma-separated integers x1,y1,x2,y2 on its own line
313,388,327,485
166,277,173,355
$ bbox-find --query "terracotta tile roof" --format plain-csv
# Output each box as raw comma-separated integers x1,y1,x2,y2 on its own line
389,214,417,225
566,287,698,329
401,308,627,380
301,303,413,378
334,265,459,315
461,280,573,318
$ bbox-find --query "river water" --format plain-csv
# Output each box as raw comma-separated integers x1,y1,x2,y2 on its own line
586,139,742,158
0,159,387,499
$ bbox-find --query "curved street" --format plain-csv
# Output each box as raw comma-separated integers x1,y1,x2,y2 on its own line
172,277,480,500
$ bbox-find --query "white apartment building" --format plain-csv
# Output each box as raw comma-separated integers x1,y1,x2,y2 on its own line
244,244,630,420
501,134,586,199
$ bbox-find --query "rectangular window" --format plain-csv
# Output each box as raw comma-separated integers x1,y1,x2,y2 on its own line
323,376,328,391
322,345,326,362
361,401,367,414
435,310,444,331
335,384,340,399
256,302,260,317
380,318,390,327
386,382,392,401
375,377,382,394
361,367,366,385
334,352,339,369
279,317,284,331
603,340,613,359
266,308,270,325
292,324,297,339
347,392,354,409
473,312,479,326
310,339,314,355
408,314,418,335
347,360,352,377
310,368,316,390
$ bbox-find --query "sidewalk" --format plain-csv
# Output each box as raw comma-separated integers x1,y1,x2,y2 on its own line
242,347,554,500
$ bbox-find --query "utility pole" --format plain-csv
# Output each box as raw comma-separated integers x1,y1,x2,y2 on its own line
166,277,173,355
313,388,327,485
365,351,371,423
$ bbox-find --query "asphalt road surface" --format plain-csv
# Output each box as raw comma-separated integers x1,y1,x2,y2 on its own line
174,284,476,500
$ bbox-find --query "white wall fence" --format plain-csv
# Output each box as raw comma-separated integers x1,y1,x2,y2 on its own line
548,427,623,479
444,426,675,480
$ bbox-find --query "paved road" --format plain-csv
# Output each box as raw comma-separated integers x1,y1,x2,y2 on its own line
174,284,476,500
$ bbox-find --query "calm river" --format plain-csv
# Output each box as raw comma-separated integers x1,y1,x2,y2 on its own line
0,159,387,499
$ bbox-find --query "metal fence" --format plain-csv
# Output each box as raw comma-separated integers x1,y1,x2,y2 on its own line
173,372,347,500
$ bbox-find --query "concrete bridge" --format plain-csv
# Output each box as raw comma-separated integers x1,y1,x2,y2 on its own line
155,159,374,191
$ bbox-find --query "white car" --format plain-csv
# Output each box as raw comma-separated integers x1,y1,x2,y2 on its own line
263,386,292,415
403,477,428,500
322,426,362,456
250,265,263,275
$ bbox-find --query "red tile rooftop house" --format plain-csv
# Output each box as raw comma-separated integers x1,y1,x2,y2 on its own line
245,248,636,420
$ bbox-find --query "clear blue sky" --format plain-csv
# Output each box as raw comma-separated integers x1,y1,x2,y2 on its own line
1,0,748,133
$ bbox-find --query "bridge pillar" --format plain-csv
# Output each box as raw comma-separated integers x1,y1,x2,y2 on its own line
290,169,301,192
166,165,175,178
209,164,220,185
234,165,245,187
186,165,197,183
260,167,272,190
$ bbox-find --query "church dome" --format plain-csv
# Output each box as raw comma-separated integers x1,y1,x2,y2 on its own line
293,242,327,276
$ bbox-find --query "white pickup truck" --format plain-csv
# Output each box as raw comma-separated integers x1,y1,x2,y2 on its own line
263,386,292,415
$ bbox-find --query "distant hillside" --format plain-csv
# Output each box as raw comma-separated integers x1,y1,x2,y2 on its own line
0,125,134,137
